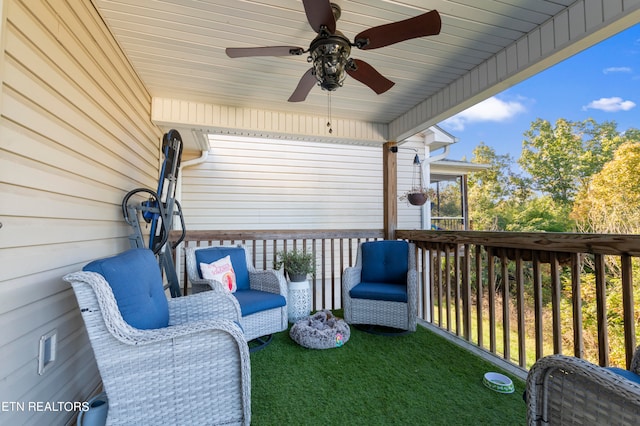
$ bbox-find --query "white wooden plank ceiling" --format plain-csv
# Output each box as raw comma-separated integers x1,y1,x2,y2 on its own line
91,0,640,148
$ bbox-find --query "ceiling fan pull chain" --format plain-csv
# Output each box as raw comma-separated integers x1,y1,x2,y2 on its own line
327,92,333,134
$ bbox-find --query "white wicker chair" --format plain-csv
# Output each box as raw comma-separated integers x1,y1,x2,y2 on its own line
186,245,288,343
64,249,251,425
526,347,640,425
342,240,417,332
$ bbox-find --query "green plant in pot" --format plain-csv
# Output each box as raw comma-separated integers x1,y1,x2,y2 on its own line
275,249,316,282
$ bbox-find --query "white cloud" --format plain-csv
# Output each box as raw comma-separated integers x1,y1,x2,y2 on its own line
582,97,636,112
603,67,632,74
441,96,527,131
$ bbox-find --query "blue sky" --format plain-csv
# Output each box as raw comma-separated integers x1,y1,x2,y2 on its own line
439,23,640,162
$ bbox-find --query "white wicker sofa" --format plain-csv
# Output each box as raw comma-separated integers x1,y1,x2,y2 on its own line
64,248,251,425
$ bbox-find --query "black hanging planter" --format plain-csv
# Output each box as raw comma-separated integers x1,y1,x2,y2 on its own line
400,153,433,206
407,192,428,206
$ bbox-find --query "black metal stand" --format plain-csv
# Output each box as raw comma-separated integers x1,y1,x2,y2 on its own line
122,130,186,298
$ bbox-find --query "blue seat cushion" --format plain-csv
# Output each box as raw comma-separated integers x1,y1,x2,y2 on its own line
83,248,169,330
349,282,408,303
360,240,409,285
606,367,640,385
195,247,250,291
233,290,286,317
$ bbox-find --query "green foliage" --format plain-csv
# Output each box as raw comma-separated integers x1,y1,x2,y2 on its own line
504,196,575,232
572,141,640,234
275,249,315,280
467,119,638,233
518,118,626,206
467,143,569,232
467,143,527,230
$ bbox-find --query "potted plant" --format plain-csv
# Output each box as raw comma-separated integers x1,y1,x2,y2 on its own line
275,249,316,282
399,187,436,206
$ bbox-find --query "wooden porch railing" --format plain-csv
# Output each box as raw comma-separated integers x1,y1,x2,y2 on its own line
169,229,384,311
170,229,639,371
397,230,640,370
431,217,466,230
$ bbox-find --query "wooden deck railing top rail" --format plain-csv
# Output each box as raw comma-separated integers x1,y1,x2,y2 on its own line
172,229,386,242
397,230,640,256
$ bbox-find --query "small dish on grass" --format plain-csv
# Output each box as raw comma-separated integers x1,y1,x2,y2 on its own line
483,372,515,394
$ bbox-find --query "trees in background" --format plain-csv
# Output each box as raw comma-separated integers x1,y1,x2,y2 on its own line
468,118,638,233
572,141,640,234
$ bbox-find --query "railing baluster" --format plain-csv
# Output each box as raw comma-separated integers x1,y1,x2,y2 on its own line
533,252,543,361
331,238,337,309
420,247,427,321
436,244,443,327
321,239,326,310
475,245,483,348
515,249,526,368
571,253,584,358
462,244,471,341
501,251,510,361
428,246,440,323
621,254,636,369
434,243,443,327
454,244,461,336
311,239,317,311
550,252,562,355
594,253,609,366
487,247,496,354
445,244,452,331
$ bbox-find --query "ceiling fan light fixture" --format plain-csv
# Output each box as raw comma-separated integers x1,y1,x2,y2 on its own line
310,34,351,91
226,2,441,102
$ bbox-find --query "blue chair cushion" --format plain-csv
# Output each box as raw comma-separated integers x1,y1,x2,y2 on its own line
606,367,640,385
233,290,286,317
83,248,169,330
195,247,250,291
349,282,408,303
360,240,409,285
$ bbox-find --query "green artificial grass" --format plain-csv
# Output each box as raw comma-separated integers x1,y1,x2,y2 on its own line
250,316,526,425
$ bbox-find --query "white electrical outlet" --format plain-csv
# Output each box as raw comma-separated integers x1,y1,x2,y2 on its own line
38,330,57,375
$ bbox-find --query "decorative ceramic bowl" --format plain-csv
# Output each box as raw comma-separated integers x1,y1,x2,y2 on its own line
483,372,515,394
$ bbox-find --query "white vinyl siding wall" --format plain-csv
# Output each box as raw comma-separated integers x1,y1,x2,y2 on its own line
182,135,390,230
0,1,161,424
181,135,423,232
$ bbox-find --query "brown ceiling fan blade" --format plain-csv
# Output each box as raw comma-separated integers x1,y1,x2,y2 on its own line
226,46,304,58
346,59,395,95
302,0,336,34
288,69,317,102
355,10,441,50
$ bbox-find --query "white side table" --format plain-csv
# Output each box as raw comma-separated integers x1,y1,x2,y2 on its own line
287,279,311,322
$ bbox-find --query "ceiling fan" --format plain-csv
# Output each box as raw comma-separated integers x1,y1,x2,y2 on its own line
226,0,441,102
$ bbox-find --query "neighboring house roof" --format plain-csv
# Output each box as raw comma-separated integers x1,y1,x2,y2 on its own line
424,125,459,153
431,159,491,182
403,126,490,181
